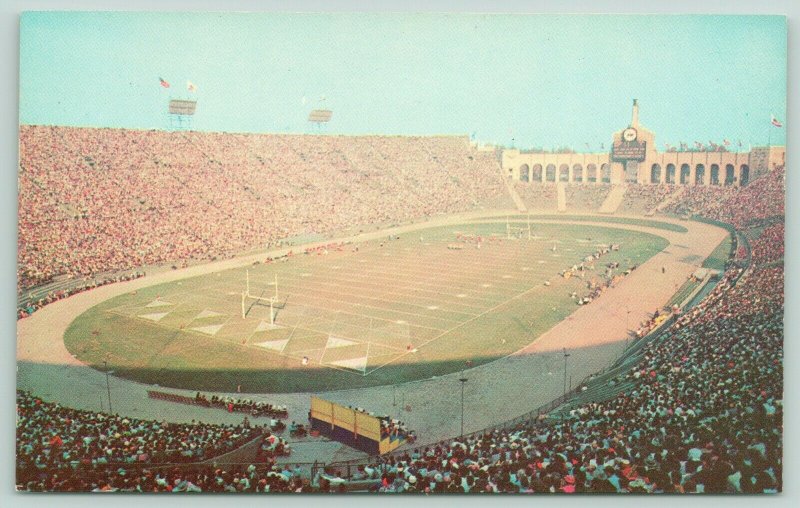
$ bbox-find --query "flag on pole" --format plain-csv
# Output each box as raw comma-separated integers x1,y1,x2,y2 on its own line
771,114,783,127
723,139,731,146
159,77,170,88
187,81,197,92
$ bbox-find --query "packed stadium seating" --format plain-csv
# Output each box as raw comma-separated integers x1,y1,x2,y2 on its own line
319,208,783,493
18,126,508,290
15,390,265,490
323,166,783,494
659,168,784,229
563,184,613,212
513,182,558,211
15,123,784,493
617,184,675,215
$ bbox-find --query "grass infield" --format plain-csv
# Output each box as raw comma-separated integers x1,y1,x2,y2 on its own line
64,222,669,393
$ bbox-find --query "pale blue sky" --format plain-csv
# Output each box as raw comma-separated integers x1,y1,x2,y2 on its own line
19,12,786,149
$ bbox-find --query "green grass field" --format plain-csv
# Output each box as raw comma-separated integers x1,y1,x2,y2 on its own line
64,221,668,393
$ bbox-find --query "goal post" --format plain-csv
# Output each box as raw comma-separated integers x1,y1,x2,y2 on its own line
245,270,278,300
241,291,276,323
506,215,532,240
241,270,279,322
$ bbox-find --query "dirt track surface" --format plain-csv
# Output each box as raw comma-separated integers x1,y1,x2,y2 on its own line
17,211,727,462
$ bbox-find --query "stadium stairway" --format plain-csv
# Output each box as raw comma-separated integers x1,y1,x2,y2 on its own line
502,176,528,212
556,182,567,212
598,184,627,214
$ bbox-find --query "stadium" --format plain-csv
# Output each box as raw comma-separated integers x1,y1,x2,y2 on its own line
15,13,784,495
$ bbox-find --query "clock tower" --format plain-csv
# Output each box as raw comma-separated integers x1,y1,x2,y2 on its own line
610,99,657,184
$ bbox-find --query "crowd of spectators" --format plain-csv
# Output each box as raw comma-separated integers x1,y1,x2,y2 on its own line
618,184,675,215
662,186,740,220
660,166,784,229
16,390,262,489
563,184,612,212
19,463,312,493
323,257,781,494
255,432,291,461
16,131,783,494
749,223,784,267
379,417,415,443
19,126,507,289
513,182,557,211
21,257,781,495
322,167,784,494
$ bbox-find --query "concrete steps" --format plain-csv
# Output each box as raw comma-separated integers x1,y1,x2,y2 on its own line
498,160,527,212
598,184,627,214
556,182,567,212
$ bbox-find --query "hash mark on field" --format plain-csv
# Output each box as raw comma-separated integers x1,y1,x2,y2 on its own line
278,284,479,321
285,299,449,332
277,270,498,304
279,270,509,305
364,272,554,376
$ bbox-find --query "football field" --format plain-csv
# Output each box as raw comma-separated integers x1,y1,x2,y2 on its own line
64,220,668,392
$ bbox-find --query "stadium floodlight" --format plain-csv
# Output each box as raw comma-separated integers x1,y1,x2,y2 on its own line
459,376,468,437
103,360,113,414
308,109,333,123
168,100,197,130
168,100,197,115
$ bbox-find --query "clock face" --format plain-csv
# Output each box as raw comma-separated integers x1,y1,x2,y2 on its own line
623,128,637,142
